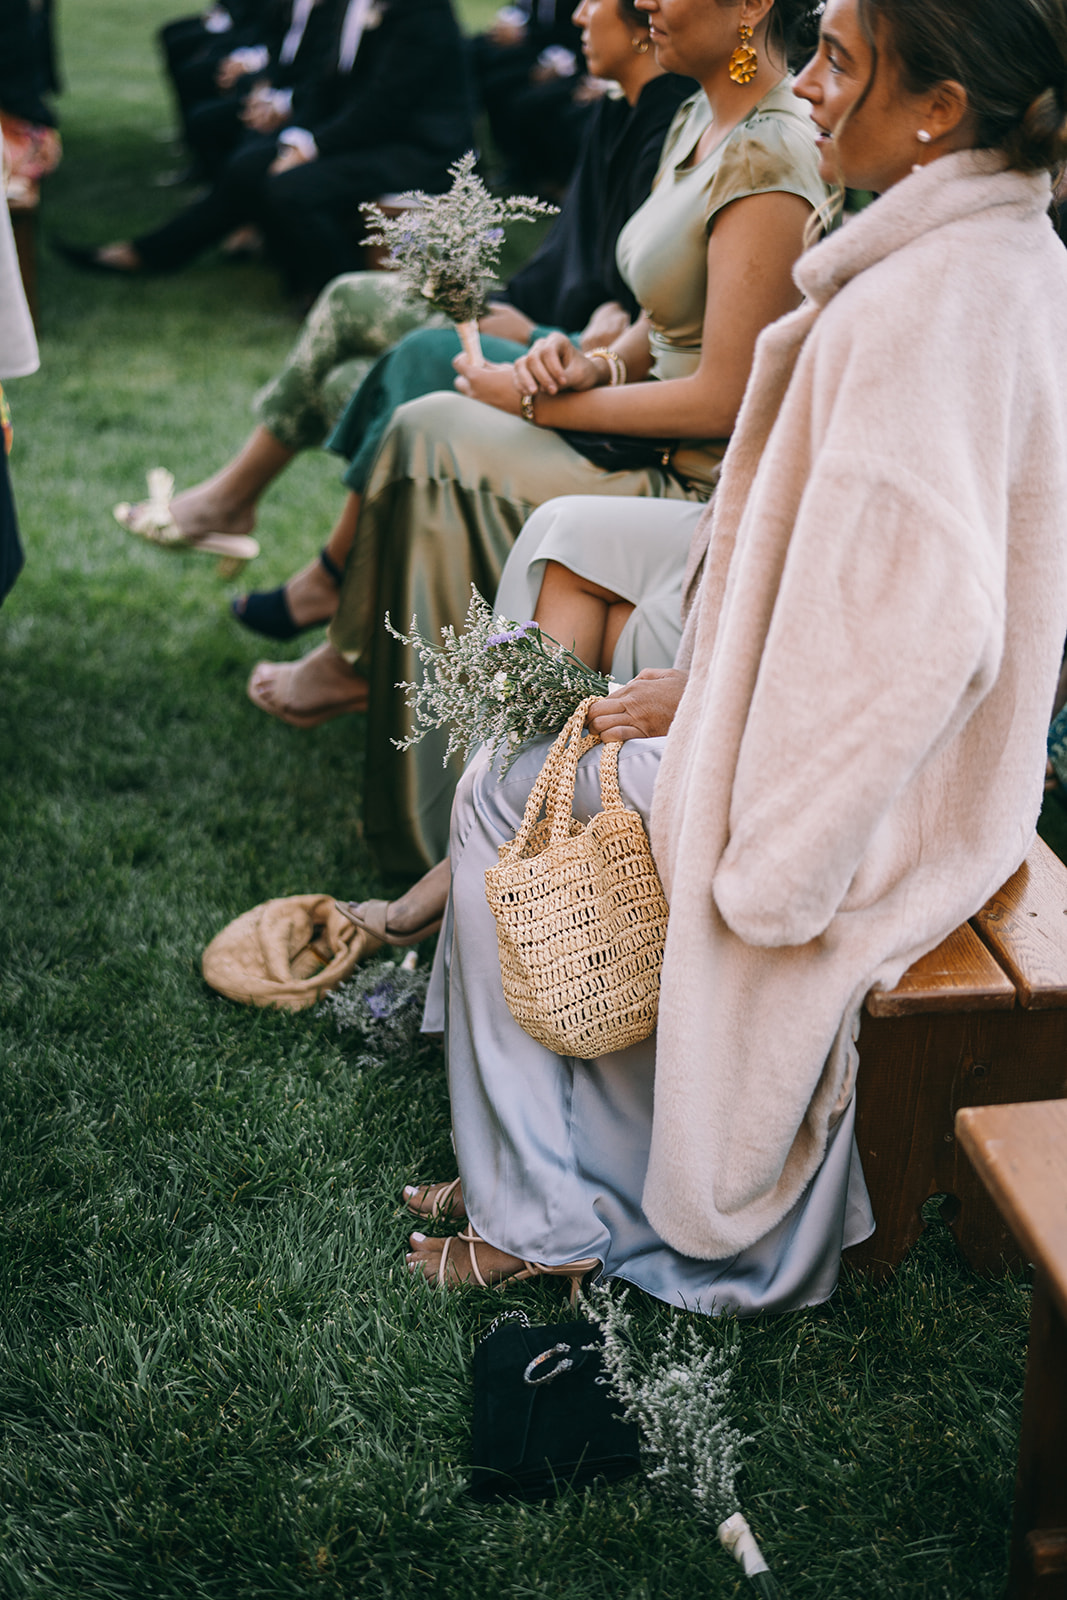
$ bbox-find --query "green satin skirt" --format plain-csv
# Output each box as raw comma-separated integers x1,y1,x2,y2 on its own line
326,388,720,878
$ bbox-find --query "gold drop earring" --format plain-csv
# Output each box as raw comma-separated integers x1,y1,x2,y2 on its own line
728,21,758,85
631,33,649,53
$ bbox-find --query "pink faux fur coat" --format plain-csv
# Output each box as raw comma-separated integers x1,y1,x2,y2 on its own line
647,149,1067,1258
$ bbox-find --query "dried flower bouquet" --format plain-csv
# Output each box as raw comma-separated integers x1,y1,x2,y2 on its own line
386,589,613,774
361,151,557,363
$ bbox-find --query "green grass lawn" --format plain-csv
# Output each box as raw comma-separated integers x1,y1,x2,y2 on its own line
0,4,1044,1594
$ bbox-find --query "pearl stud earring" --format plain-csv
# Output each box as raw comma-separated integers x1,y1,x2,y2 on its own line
917,129,932,143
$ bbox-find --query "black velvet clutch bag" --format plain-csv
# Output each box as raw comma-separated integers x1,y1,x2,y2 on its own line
470,1317,641,1502
555,427,680,477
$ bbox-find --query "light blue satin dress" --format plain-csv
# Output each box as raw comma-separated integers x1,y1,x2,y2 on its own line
427,735,874,1316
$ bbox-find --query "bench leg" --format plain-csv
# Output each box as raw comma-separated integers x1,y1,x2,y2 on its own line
846,1010,1067,1279
1009,1271,1067,1599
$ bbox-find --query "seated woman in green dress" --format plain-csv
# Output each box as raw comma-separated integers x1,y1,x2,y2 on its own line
113,0,692,630
249,0,827,877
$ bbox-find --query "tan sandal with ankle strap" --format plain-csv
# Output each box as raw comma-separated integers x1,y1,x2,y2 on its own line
431,1228,599,1306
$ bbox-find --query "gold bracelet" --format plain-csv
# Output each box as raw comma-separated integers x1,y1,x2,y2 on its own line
587,347,627,387
520,391,537,423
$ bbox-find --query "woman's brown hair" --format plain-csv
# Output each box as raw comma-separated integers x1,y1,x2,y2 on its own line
858,0,1067,171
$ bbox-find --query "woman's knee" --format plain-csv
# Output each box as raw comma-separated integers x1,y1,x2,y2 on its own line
390,390,472,435
305,273,368,334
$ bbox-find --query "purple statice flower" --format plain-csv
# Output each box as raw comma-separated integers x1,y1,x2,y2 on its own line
326,957,432,1053
485,626,533,646
364,979,399,1020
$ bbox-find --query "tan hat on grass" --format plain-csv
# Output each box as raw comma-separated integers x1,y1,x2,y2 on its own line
202,894,381,1011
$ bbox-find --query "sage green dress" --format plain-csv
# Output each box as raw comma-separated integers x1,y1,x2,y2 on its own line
328,81,826,876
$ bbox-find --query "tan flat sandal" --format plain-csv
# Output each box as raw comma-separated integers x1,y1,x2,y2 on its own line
114,468,259,577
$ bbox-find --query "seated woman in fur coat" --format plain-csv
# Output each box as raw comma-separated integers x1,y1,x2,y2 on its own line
401,0,1067,1311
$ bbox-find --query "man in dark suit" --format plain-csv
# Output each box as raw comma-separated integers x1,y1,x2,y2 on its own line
158,0,278,180
177,0,338,181
61,0,474,301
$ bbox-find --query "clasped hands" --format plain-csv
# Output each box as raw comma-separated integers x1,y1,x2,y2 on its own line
453,330,613,415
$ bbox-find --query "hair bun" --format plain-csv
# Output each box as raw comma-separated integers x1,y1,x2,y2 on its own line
1006,84,1067,170
770,0,822,70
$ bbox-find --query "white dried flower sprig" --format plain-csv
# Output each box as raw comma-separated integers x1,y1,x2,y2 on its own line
361,152,557,360
386,588,612,774
582,1288,783,1597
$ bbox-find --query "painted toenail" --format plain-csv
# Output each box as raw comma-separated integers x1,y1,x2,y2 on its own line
410,1231,426,1242
403,1185,416,1197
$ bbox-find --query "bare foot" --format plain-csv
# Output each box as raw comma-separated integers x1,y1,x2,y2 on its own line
98,242,143,270
406,1230,527,1287
403,1176,466,1221
247,641,368,727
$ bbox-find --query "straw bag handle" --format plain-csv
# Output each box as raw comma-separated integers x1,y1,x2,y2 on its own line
505,697,628,858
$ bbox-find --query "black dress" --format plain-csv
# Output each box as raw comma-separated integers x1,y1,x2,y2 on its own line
502,71,697,331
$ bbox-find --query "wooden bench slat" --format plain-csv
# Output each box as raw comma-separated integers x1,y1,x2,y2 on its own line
972,837,1067,1010
865,921,1016,1017
955,1099,1067,1323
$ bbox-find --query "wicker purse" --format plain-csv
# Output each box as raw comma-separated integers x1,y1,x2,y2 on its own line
484,698,669,1059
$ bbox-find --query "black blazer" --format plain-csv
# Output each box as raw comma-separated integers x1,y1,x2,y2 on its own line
289,0,473,162
263,0,342,89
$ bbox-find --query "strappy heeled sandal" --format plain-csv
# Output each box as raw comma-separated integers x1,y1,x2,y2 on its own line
403,1176,465,1221
431,1228,599,1307
345,898,444,947
230,547,343,641
114,468,260,578
339,859,451,948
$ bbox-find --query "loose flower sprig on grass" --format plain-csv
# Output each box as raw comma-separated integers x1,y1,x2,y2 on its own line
582,1288,783,1598
361,151,557,363
386,588,612,774
324,956,431,1056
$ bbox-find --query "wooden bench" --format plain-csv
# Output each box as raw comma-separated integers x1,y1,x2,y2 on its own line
843,836,1067,1278
956,1100,1067,1600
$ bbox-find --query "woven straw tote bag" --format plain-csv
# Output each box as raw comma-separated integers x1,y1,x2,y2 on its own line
484,697,669,1059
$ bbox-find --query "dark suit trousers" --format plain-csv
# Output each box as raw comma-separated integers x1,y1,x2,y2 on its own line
134,137,450,297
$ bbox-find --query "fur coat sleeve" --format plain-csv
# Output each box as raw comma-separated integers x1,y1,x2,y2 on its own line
644,151,1067,1259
